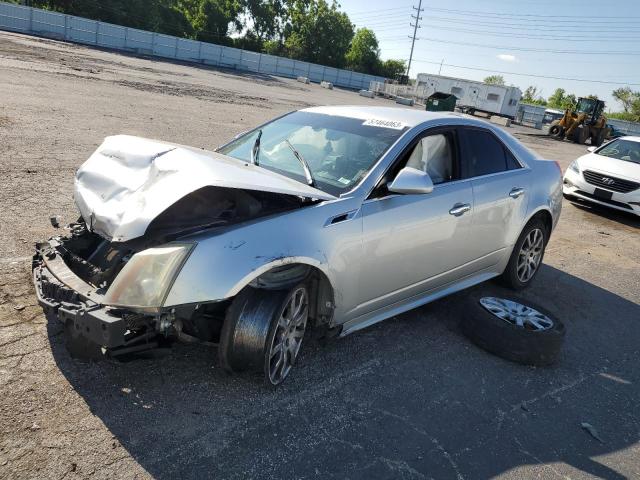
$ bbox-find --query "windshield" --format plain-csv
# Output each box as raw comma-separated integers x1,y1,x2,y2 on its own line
218,111,407,195
596,138,640,164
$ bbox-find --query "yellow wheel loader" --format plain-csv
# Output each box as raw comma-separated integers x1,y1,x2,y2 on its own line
548,97,610,146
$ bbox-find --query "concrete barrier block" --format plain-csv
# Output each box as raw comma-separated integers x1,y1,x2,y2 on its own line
395,97,414,106
359,90,375,98
490,116,512,127
321,81,333,90
297,76,310,84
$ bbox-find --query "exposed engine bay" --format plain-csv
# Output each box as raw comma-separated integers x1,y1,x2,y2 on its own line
33,185,312,356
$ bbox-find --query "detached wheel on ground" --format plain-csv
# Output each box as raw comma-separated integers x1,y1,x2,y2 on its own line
500,218,548,290
218,283,309,385
459,294,565,366
549,123,564,138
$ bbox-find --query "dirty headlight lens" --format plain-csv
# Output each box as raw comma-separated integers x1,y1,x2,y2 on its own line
103,244,193,311
568,160,580,174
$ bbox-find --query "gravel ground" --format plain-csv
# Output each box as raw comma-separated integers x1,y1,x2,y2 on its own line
1,31,639,480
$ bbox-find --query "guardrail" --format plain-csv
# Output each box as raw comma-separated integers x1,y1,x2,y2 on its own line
0,1,386,91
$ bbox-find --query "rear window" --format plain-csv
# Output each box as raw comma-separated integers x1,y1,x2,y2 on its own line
460,129,521,178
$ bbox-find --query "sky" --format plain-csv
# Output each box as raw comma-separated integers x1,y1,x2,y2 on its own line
338,0,640,112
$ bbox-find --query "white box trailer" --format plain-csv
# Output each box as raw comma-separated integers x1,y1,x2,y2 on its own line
416,73,522,119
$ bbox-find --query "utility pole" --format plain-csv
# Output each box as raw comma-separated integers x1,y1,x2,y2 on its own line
406,0,423,78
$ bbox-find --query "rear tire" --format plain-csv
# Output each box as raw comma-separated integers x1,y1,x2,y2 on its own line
500,218,548,290
218,284,309,385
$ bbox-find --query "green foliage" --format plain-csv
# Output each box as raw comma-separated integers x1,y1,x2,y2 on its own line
547,88,576,110
281,0,354,68
521,86,546,106
612,87,639,114
483,75,505,86
15,0,405,76
345,28,379,73
379,59,406,80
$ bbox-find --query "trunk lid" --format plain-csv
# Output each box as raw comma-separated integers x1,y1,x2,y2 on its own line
74,135,335,242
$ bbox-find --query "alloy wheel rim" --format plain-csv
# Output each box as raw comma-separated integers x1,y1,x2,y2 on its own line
268,287,308,384
479,297,554,331
517,228,544,283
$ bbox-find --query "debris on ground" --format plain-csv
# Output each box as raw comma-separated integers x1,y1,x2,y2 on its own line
581,422,605,443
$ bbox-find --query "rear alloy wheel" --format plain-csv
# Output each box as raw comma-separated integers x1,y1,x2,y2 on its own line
218,284,309,386
459,294,565,366
500,219,548,290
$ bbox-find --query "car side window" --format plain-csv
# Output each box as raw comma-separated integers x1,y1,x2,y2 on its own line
404,133,454,184
460,128,520,178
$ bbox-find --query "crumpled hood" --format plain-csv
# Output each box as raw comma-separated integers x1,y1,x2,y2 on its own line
74,135,335,242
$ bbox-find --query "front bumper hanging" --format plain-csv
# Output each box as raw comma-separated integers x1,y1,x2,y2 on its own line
33,241,127,348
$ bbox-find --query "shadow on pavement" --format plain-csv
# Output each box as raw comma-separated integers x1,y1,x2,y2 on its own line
566,198,640,229
48,265,640,479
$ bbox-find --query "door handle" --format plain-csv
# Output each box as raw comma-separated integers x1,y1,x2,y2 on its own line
509,187,525,199
449,203,471,216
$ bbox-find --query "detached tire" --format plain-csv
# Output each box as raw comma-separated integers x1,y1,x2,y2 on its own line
549,123,564,138
218,283,309,385
460,294,565,366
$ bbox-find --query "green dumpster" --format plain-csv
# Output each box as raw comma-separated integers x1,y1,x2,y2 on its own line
426,92,457,112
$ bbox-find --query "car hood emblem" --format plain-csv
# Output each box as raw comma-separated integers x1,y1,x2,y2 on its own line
601,177,615,185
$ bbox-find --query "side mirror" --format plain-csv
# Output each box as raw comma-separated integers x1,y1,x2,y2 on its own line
388,167,434,195
587,146,597,152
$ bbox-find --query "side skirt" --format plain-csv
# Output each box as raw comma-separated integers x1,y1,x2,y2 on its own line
339,267,501,337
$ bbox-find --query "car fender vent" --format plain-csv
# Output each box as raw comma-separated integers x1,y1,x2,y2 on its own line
325,210,358,227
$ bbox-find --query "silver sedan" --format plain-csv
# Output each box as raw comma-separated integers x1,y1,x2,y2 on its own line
33,106,563,384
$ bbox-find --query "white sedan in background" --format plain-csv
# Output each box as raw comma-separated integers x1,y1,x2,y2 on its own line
563,136,640,216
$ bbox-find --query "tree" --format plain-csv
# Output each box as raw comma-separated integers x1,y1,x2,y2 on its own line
547,88,567,109
521,86,546,106
178,0,242,44
345,28,380,73
282,0,354,68
483,75,505,86
612,87,639,113
379,59,406,80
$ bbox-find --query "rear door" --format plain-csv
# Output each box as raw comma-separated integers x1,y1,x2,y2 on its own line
458,127,531,268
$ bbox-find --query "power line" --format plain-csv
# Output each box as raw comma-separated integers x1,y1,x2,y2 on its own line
406,0,423,76
423,5,640,21
413,36,640,56
412,59,640,86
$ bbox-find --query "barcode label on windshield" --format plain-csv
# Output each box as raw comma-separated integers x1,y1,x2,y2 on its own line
362,119,405,130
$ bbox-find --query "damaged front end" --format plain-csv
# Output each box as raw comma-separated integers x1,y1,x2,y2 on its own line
33,134,333,357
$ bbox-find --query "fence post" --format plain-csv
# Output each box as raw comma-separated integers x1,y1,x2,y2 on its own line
95,21,99,45
292,59,296,77
322,66,326,82
239,49,243,70
28,6,33,32
275,56,279,75
306,62,311,79
63,14,68,40
197,41,202,61
257,53,262,73
218,46,223,65
174,37,178,58
124,27,128,49
152,32,157,53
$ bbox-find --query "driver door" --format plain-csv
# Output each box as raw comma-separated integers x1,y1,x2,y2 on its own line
352,128,475,318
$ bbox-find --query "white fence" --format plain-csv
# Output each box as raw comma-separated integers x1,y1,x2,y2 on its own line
0,2,386,90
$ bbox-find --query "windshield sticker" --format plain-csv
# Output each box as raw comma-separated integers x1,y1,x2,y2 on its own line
362,118,405,130
337,177,351,185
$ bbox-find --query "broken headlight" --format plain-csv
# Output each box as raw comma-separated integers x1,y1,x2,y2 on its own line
103,243,194,312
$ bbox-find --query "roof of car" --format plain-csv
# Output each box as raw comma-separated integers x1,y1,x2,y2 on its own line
619,135,640,142
301,105,466,128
